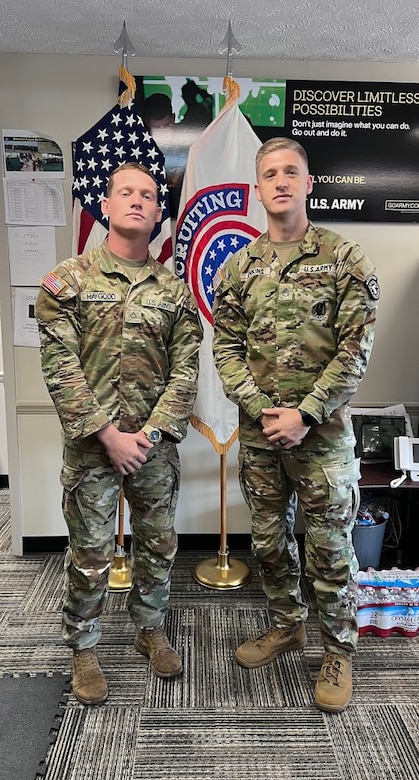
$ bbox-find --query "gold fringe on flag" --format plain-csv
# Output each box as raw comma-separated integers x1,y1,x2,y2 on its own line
222,75,240,112
118,65,137,108
190,414,238,454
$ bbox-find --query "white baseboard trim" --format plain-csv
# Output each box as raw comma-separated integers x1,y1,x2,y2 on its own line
12,400,419,416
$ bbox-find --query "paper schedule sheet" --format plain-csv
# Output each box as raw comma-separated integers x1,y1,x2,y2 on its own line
3,179,66,226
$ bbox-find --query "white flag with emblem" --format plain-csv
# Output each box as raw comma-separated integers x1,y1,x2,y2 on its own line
175,96,267,453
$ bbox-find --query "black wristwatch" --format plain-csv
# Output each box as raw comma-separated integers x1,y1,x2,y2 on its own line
299,410,318,427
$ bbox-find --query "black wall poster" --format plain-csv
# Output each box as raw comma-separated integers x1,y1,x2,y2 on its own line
136,76,419,223
281,81,419,223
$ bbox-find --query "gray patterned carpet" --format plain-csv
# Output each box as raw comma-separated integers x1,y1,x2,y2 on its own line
0,488,418,780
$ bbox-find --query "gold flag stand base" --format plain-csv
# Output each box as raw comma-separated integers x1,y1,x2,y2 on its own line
109,547,132,592
194,548,251,590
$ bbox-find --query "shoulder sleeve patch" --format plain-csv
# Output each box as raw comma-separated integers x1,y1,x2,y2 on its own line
365,274,380,301
213,267,225,291
41,271,68,296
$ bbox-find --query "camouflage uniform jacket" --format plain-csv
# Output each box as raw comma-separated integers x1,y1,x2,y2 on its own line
35,242,202,446
212,225,379,451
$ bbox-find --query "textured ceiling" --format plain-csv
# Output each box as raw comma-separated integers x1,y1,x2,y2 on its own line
0,0,418,62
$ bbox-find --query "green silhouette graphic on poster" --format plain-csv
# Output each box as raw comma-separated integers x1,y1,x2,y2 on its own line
136,76,419,223
135,76,286,217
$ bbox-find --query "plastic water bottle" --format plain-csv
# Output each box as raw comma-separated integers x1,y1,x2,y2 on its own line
368,503,390,522
355,505,376,526
356,502,389,526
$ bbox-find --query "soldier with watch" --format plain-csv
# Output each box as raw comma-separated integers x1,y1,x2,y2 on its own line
142,425,163,445
36,162,202,705
213,138,379,713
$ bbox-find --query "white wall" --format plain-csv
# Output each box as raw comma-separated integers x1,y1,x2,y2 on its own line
0,320,7,476
1,53,419,551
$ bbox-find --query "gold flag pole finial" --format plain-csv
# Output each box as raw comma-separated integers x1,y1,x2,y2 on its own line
113,21,137,107
218,20,241,110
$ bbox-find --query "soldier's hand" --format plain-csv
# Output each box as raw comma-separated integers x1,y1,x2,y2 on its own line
96,425,153,475
261,407,310,449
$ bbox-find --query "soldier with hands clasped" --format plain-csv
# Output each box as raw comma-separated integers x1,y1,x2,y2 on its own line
36,162,202,704
213,138,379,712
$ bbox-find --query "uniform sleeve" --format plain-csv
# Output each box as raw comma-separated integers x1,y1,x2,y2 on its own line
35,271,110,440
299,243,379,423
145,285,203,441
212,258,273,421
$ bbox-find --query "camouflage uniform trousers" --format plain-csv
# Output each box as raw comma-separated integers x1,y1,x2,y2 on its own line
238,443,361,655
60,438,180,650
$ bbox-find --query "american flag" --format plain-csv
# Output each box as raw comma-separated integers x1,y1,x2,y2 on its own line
72,96,172,267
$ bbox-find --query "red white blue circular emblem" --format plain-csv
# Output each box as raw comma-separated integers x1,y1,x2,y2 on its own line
176,184,261,324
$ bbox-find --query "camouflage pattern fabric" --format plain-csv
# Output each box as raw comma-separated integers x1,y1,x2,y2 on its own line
35,242,202,444
61,440,179,649
35,242,201,649
213,224,378,655
239,444,360,654
213,225,379,451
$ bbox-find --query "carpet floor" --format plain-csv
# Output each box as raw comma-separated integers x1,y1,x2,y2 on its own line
0,489,418,780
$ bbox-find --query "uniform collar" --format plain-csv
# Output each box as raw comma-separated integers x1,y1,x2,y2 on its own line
248,223,320,263
98,241,157,279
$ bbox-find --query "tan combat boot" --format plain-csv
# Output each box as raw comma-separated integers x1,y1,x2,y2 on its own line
315,652,353,713
72,648,108,705
235,623,307,668
134,626,183,678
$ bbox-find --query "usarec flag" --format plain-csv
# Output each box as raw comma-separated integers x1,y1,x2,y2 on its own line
175,99,267,453
72,91,172,267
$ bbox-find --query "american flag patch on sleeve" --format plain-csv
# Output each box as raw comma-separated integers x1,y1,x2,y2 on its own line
41,271,68,296
213,267,224,291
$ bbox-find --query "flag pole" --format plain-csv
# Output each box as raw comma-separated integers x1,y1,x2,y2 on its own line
194,452,251,589
108,21,137,592
109,490,132,591
194,21,251,590
113,20,136,70
113,20,137,108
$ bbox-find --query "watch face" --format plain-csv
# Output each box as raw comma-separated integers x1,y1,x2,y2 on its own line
148,429,162,443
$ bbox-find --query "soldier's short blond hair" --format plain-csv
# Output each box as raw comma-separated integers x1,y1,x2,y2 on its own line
106,162,158,196
256,137,309,175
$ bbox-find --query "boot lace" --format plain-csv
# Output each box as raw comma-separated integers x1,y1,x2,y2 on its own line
254,626,281,647
319,653,346,687
145,627,171,655
75,649,100,677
